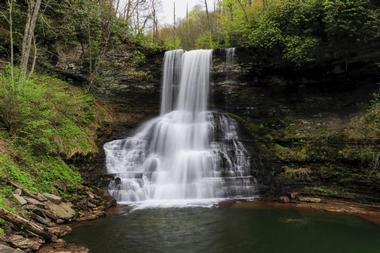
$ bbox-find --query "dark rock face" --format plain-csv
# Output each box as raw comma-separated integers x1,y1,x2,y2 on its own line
65,48,163,186
211,47,380,204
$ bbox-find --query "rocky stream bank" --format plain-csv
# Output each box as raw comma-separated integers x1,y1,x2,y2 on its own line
0,182,116,252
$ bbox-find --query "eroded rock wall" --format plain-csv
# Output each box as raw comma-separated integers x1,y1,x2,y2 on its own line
211,47,380,204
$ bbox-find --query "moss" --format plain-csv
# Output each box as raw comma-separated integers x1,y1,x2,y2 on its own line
0,69,102,158
0,183,16,210
303,186,357,199
344,94,380,140
340,145,380,162
280,166,312,181
0,69,108,210
30,156,83,193
0,196,5,209
0,146,83,197
273,144,309,162
0,154,36,191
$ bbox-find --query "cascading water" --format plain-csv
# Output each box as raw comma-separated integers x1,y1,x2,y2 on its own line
226,48,236,67
160,49,183,115
104,49,255,206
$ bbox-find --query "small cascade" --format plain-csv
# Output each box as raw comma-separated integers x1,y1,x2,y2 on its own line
223,48,237,111
226,48,236,67
104,49,255,205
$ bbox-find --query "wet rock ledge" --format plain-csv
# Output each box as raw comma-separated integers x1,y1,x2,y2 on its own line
0,182,116,252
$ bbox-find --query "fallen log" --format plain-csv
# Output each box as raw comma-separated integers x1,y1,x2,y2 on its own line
0,208,56,242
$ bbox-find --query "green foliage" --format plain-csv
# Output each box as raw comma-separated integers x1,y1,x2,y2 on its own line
19,153,83,193
345,92,380,140
163,36,182,50
195,32,219,49
274,144,309,162
282,36,319,64
0,196,5,209
0,154,36,191
247,16,283,49
0,0,159,89
166,0,379,66
0,68,98,157
158,5,219,50
323,0,380,43
0,68,107,209
0,149,83,209
281,166,312,181
303,186,356,199
242,0,324,65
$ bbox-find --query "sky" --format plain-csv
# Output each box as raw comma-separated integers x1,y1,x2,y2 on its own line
160,0,215,25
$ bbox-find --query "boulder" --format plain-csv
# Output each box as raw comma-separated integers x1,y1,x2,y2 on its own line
42,193,62,204
87,202,96,208
36,194,48,202
12,194,27,206
38,239,89,253
218,199,236,208
297,197,322,203
47,225,72,237
103,195,117,209
5,234,44,251
8,182,47,202
0,243,25,253
53,180,67,193
24,205,58,221
24,197,44,207
288,192,299,200
45,202,76,220
86,191,95,199
30,213,54,227
13,189,22,195
56,219,64,224
279,196,290,203
76,210,105,222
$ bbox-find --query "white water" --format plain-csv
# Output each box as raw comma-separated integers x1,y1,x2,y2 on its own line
104,49,255,207
226,48,236,67
160,49,183,115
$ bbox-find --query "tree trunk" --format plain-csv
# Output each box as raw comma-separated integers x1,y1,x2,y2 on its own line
29,34,37,76
7,0,14,82
152,0,157,42
173,1,176,43
20,0,42,77
237,0,249,22
204,0,211,30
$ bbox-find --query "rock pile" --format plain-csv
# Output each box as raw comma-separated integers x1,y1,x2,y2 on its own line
0,183,116,252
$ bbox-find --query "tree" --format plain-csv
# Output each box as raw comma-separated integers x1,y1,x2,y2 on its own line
7,0,14,82
20,0,42,76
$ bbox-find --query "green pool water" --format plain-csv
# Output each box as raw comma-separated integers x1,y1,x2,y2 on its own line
65,207,380,253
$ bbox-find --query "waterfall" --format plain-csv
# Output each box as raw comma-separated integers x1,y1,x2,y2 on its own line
104,49,255,205
160,50,183,115
226,48,236,67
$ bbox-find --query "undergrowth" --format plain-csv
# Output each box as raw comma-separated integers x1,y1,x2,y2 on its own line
0,67,109,209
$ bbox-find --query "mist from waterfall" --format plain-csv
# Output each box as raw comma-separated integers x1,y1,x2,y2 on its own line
104,49,255,206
